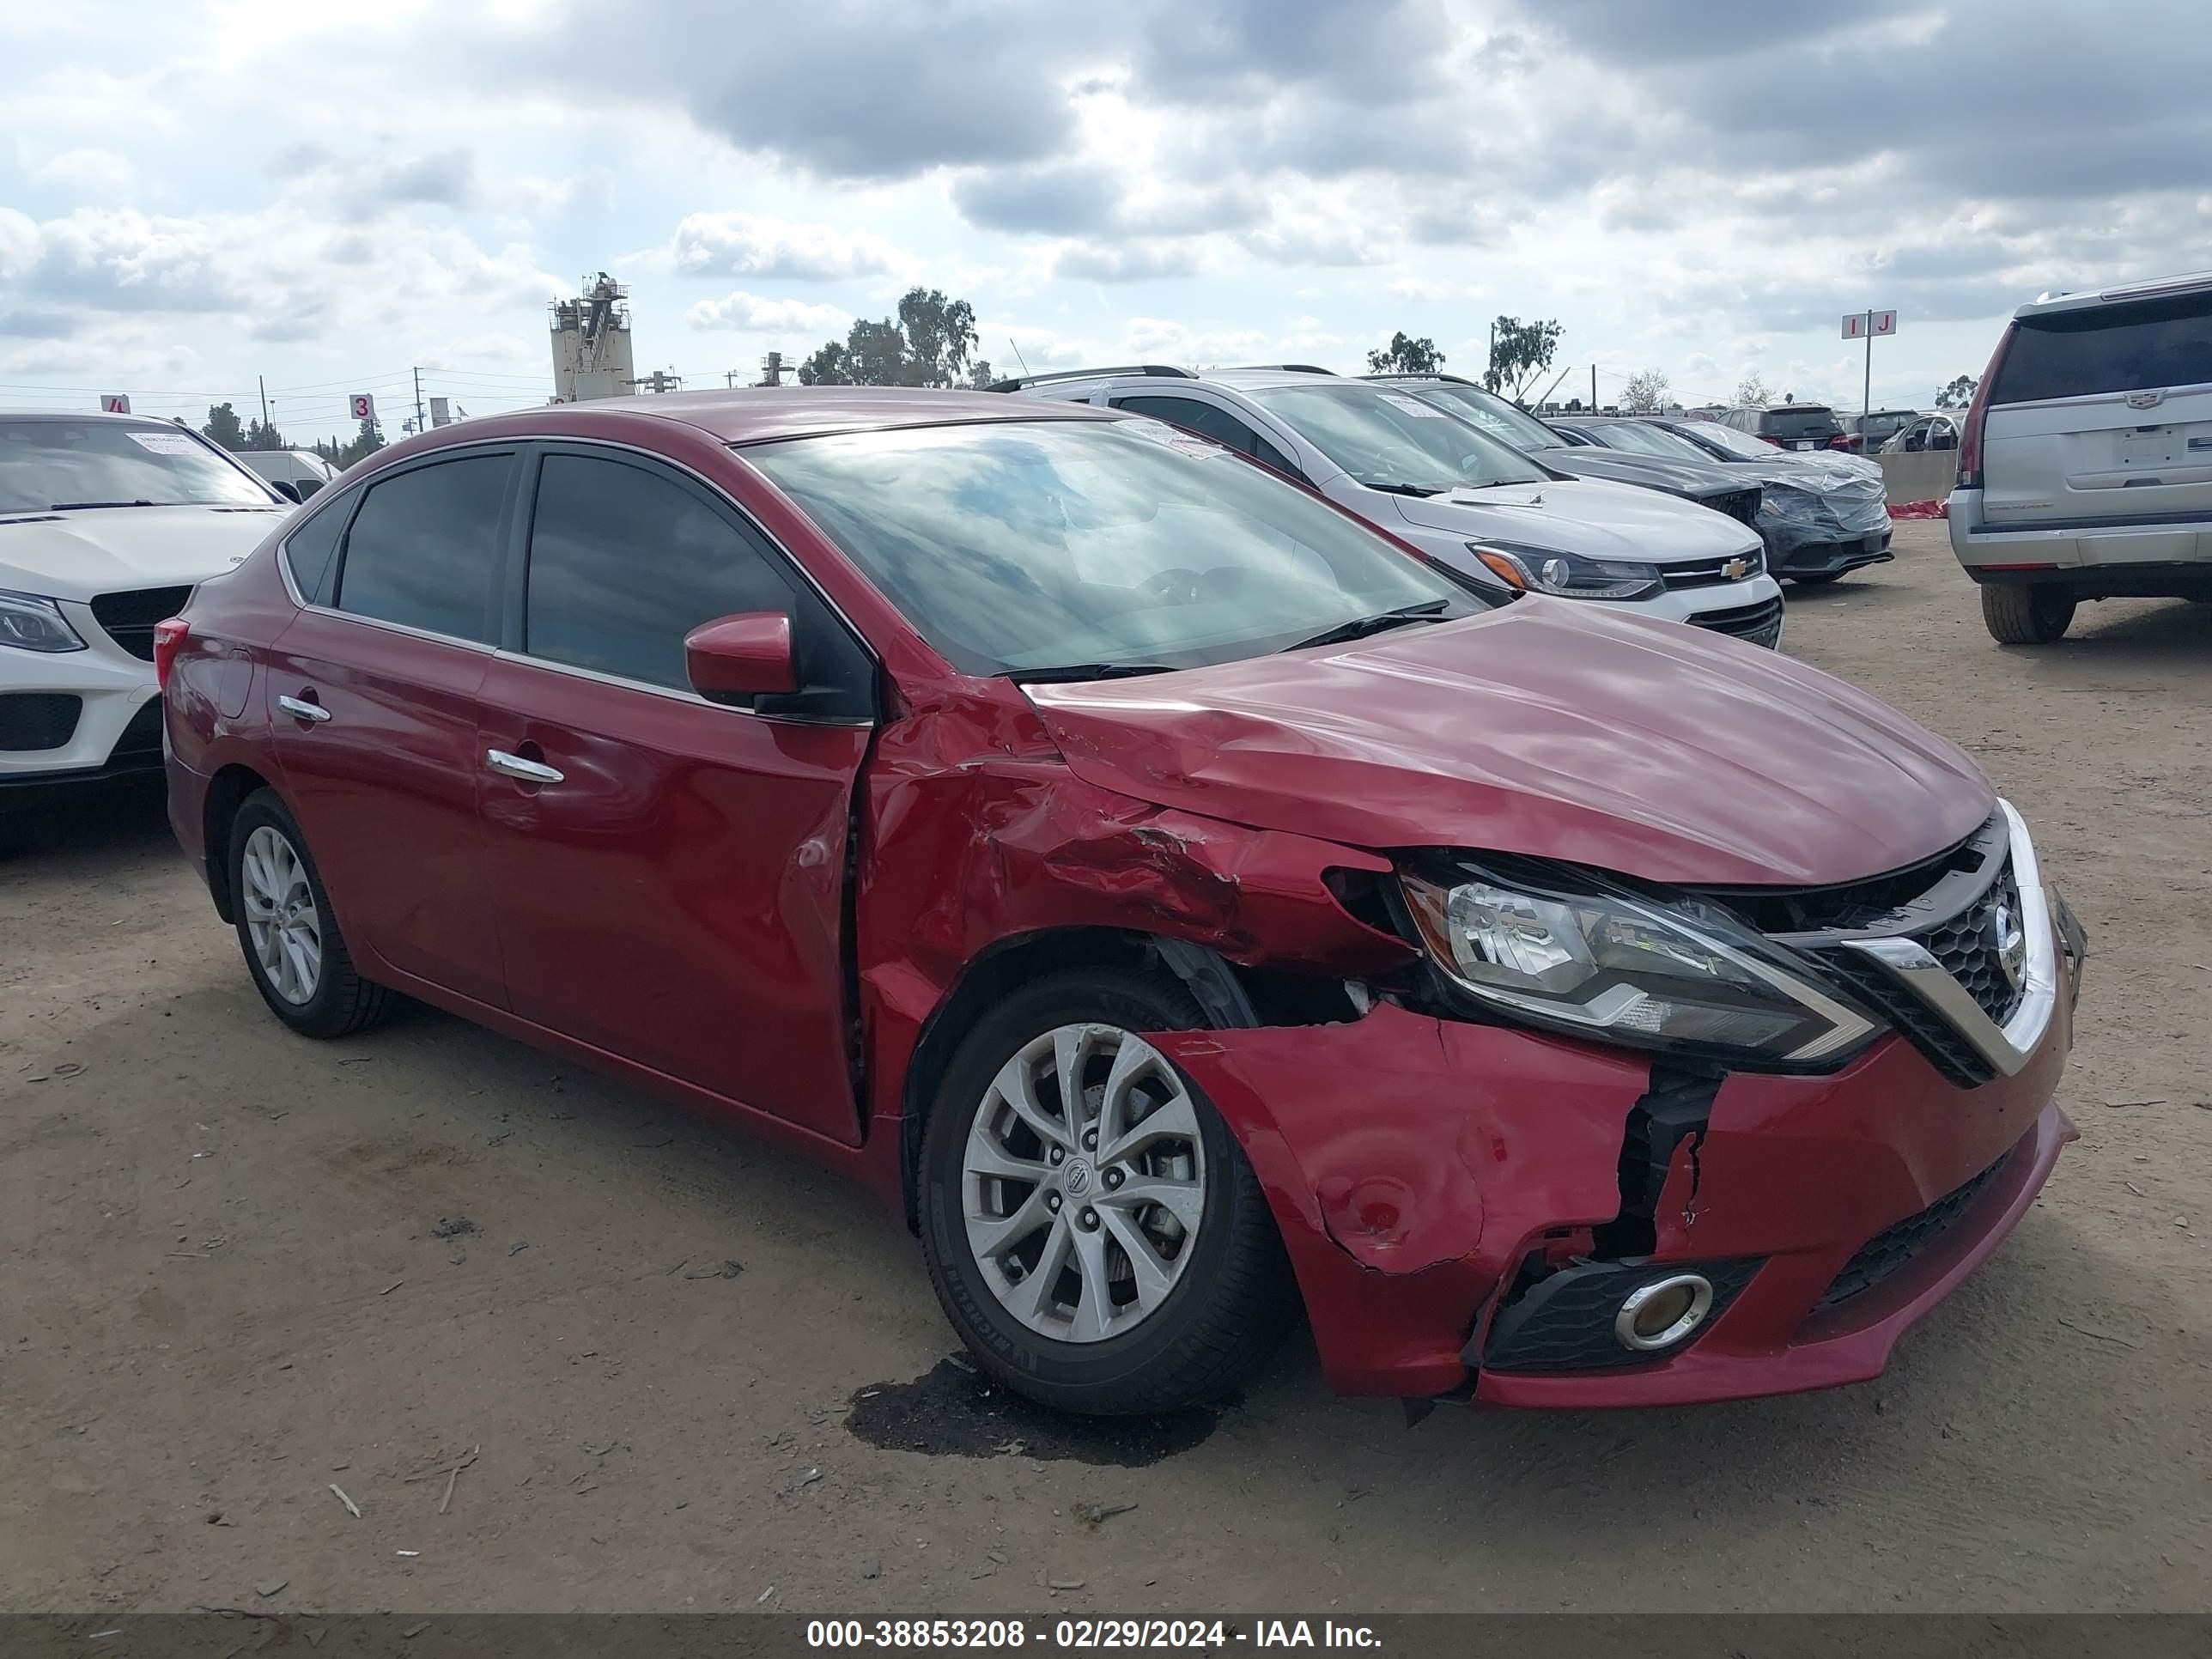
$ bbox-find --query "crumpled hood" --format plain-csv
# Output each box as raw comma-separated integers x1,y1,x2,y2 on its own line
1387,477,1759,562
1739,456,1885,495
0,505,283,601
1024,599,1992,888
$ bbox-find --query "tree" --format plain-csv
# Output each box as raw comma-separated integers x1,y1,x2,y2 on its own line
1620,369,1672,414
201,403,246,451
244,416,284,451
1366,331,1445,374
797,342,853,386
965,360,996,390
337,417,385,468
1735,371,1773,407
797,286,982,388
1936,374,1978,409
898,288,979,387
1482,315,1562,404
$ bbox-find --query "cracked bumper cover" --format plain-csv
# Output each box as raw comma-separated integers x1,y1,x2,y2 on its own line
1146,911,2077,1405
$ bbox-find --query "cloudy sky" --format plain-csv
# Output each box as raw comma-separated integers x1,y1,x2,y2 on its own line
3,0,2205,441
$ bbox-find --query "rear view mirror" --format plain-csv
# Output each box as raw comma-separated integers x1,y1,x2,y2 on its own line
685,611,796,703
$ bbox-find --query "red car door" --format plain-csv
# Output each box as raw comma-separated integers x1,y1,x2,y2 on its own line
265,450,519,1007
474,447,877,1145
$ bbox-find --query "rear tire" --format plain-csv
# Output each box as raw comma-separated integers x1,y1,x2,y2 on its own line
919,968,1300,1415
1982,580,2075,643
228,788,396,1038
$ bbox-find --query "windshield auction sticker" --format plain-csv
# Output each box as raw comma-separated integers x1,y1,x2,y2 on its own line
125,431,201,454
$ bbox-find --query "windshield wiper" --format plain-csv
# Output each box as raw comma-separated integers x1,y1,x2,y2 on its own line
1363,482,1449,497
1286,599,1453,653
50,500,157,511
1003,662,1176,685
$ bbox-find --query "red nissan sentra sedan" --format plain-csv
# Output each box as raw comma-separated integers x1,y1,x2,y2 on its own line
157,391,2085,1416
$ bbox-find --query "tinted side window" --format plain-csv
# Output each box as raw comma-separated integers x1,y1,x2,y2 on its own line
526,453,797,690
1112,396,1254,453
1990,293,2212,404
283,496,349,605
335,456,512,642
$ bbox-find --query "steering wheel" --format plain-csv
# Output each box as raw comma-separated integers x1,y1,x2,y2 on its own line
1139,568,1207,605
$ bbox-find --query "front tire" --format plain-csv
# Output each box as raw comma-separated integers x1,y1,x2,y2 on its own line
228,789,395,1038
1982,580,2075,643
919,969,1299,1415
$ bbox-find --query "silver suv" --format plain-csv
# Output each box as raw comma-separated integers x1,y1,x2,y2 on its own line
994,367,1784,647
1951,269,2212,641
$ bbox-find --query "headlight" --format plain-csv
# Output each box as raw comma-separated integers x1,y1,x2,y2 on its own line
1467,542,1665,602
0,590,87,653
1399,860,1877,1066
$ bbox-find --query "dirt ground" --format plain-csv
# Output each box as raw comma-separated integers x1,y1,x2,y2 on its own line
3,522,2208,1615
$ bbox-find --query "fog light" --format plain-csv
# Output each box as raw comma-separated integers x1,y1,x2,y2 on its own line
1613,1273,1715,1352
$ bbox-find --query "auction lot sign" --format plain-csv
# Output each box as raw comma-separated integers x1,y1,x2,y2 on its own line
4,1616,2207,1658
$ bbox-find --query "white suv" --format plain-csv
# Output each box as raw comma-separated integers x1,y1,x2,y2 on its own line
998,368,1784,647
1,411,286,822
1951,270,2212,641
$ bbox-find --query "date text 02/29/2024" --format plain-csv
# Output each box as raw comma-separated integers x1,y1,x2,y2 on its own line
805,1618,1382,1649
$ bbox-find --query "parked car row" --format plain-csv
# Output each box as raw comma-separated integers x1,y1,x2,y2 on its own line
146,384,2081,1421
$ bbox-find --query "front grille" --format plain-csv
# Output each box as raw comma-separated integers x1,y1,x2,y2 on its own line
106,697,165,764
1923,858,2027,1025
0,692,83,751
1815,1152,2011,1311
1688,594,1783,647
1663,548,1766,589
88,586,194,662
1815,947,1992,1086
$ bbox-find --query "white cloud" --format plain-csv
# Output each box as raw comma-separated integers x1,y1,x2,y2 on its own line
685,289,850,332
26,146,137,197
670,212,910,282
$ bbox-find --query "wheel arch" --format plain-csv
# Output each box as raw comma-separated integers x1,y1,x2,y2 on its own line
201,762,277,923
895,926,1267,1231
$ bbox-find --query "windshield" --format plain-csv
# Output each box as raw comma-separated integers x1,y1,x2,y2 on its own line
1586,421,1711,461
1398,382,1562,452
1677,421,1781,459
745,418,1478,678
1853,410,1917,440
1242,383,1551,492
0,419,275,513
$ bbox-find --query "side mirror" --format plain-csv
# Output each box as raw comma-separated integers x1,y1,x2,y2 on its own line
1933,429,1956,451
684,611,796,704
296,477,324,499
269,479,302,503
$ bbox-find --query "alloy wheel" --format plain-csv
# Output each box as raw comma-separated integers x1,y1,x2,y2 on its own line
240,823,322,1006
961,1024,1207,1344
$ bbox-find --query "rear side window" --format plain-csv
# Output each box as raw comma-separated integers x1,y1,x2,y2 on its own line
525,453,796,689
1112,395,1301,477
1990,292,2212,404
282,498,349,605
334,454,513,643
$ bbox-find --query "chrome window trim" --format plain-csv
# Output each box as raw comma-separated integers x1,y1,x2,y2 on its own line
274,435,878,726
1842,799,2057,1077
485,648,874,729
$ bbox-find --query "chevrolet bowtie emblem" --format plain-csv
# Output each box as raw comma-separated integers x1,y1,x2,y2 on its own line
1723,556,1753,580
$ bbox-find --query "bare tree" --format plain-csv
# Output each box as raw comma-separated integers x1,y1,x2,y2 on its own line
1620,369,1672,414
1734,371,1773,407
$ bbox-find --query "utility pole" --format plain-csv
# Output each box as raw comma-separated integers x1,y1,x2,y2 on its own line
726,369,739,388
258,375,270,435
1487,318,1498,392
1590,365,1597,413
413,368,426,436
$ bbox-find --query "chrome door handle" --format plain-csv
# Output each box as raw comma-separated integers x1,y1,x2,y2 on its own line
277,694,330,723
485,748,563,785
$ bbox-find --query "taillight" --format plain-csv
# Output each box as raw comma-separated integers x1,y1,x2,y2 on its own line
1955,325,2015,490
152,617,190,690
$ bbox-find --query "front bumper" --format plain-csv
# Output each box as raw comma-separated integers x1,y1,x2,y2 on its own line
1595,574,1786,649
1146,875,2081,1407
0,597,167,798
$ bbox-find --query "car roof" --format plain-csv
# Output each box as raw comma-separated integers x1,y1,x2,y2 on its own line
0,408,184,425
540,387,1118,444
2020,268,2212,318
